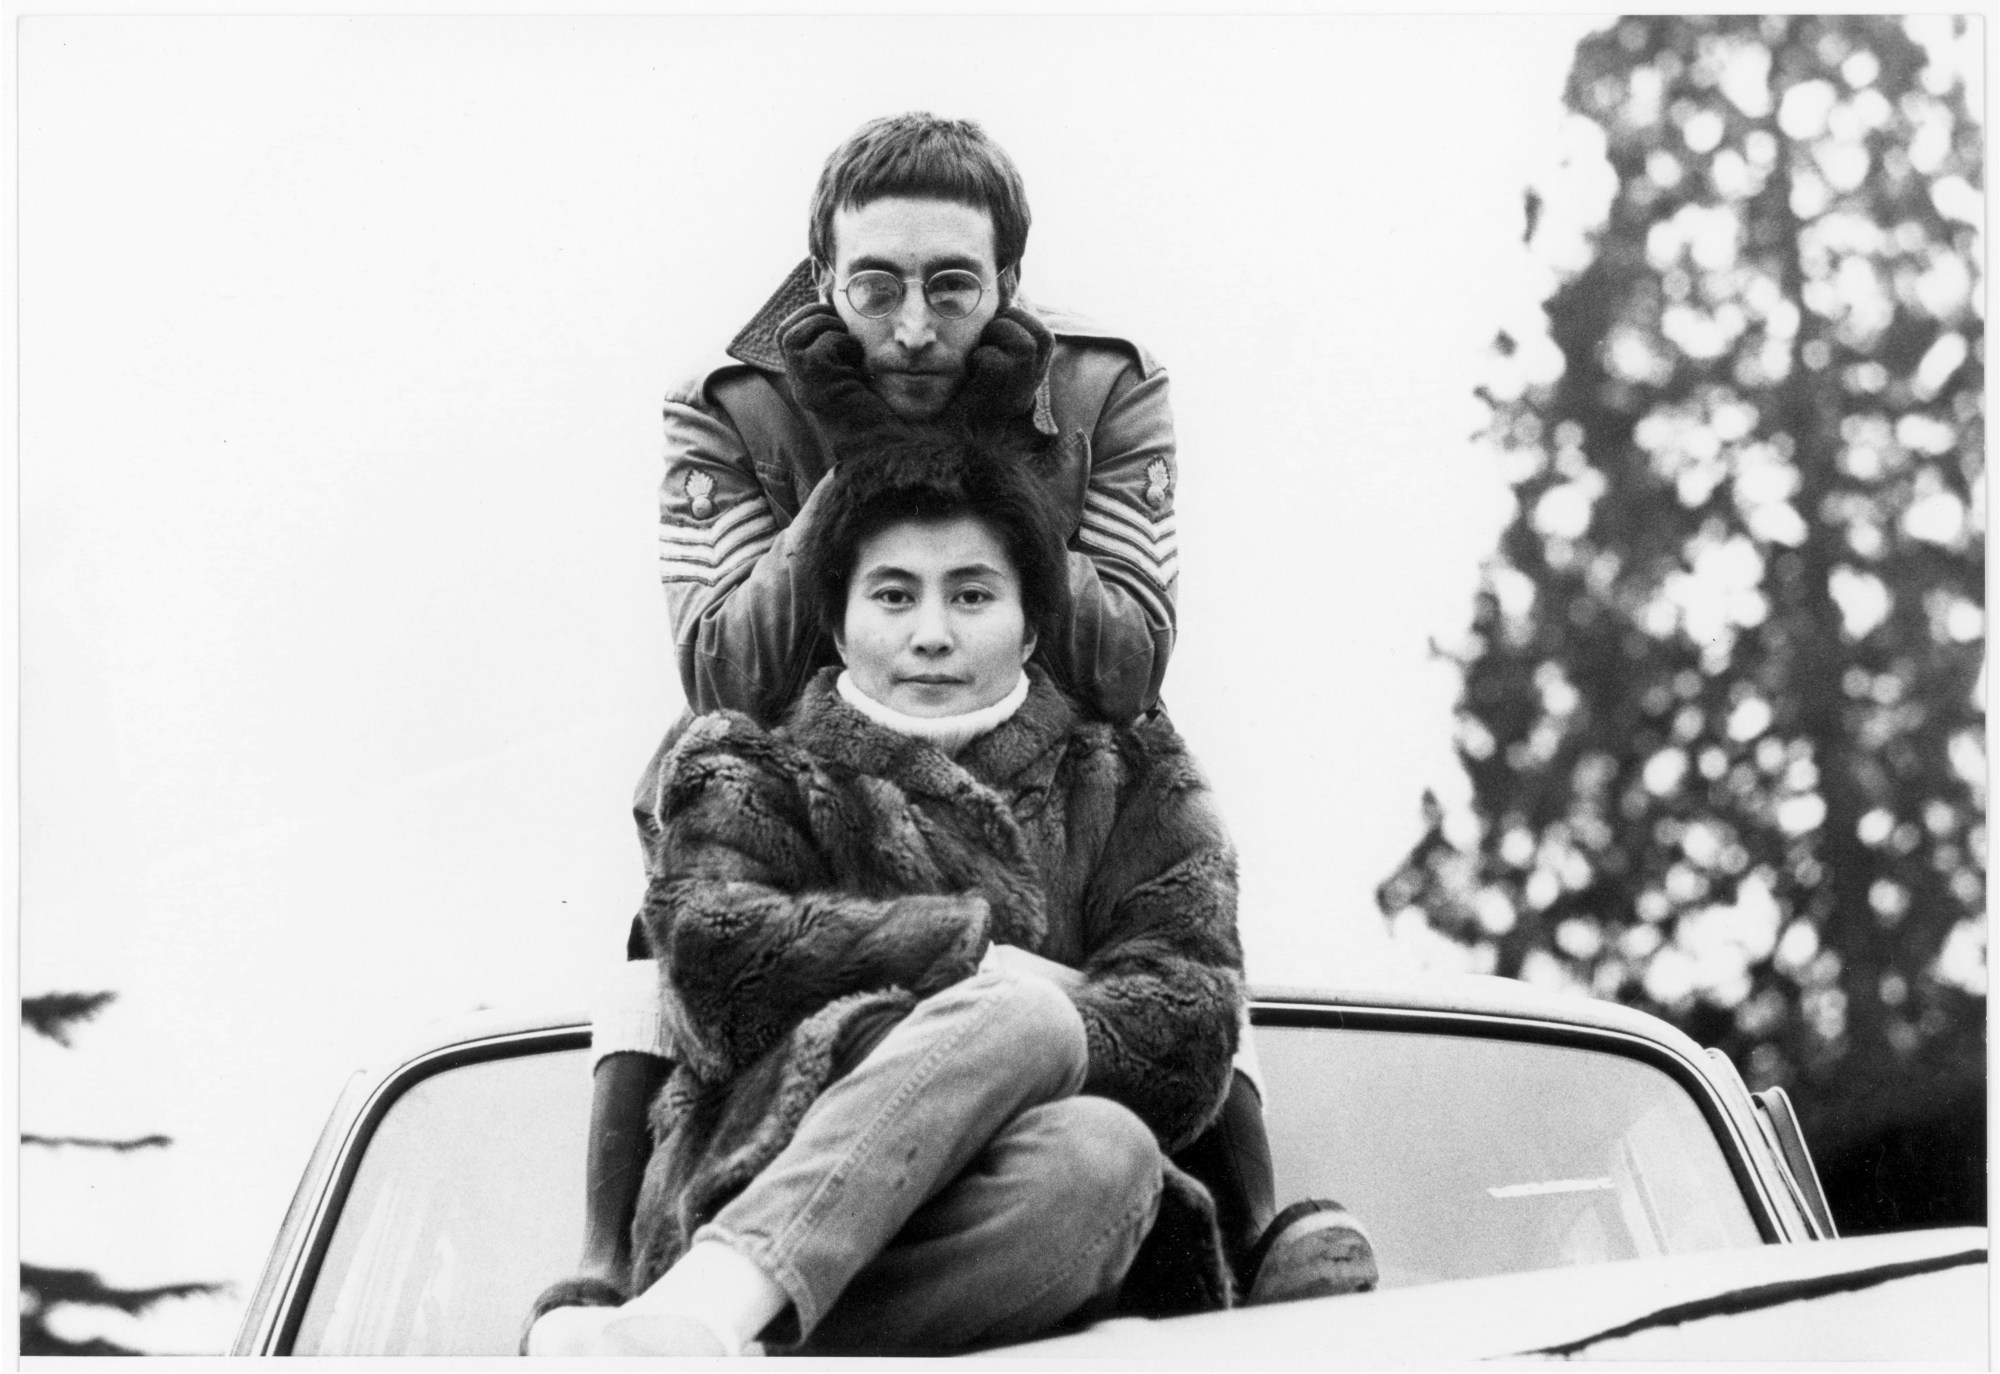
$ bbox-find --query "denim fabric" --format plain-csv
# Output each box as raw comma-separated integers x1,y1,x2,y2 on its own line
691,970,1163,1351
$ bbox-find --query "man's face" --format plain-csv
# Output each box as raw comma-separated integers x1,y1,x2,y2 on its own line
826,197,1003,421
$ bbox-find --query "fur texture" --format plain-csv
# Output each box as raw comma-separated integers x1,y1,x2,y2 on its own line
627,667,1243,1316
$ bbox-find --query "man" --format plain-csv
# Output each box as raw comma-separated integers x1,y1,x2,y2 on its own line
655,111,1178,728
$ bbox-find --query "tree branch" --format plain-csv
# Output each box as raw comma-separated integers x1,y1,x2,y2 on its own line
22,1132,174,1152
22,992,117,1046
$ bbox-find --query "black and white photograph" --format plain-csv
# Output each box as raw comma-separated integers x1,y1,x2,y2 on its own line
14,8,1987,1364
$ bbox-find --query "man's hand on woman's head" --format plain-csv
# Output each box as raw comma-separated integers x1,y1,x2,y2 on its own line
943,307,1054,429
781,302,1052,439
779,303,901,437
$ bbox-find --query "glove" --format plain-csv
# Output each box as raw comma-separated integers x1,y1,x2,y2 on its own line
778,303,900,435
942,307,1054,429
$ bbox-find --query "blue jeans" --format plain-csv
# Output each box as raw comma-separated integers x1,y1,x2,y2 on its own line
691,970,1164,1352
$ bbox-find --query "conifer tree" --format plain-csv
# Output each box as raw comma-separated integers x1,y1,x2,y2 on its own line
1379,15,1984,1230
21,994,227,1354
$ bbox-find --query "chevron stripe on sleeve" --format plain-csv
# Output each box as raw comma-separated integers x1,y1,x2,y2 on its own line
659,496,778,586
1077,487,1180,603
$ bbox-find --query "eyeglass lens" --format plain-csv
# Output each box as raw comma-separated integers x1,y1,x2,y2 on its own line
844,270,987,320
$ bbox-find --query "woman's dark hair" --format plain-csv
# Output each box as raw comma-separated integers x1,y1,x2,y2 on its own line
798,426,1071,668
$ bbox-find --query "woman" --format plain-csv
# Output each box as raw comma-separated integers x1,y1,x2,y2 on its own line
532,425,1244,1355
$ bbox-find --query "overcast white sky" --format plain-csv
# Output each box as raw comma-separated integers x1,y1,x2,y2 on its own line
15,11,1607,1352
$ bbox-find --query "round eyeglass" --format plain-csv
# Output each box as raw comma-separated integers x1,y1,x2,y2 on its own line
837,268,993,321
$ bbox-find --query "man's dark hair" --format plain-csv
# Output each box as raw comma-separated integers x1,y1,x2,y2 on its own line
798,426,1071,668
808,113,1032,275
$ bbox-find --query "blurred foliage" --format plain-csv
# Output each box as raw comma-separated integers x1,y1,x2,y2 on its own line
20,1268,225,1357
21,993,226,1354
1379,15,1984,1231
22,991,117,1047
23,1132,174,1151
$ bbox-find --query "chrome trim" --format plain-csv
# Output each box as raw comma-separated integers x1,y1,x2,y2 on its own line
229,1071,370,1355
1733,1070,1822,1240
1699,1048,1819,1243
1754,1086,1839,1239
1755,1105,1829,1241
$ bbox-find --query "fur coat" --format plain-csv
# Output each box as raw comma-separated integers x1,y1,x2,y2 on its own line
626,666,1245,1320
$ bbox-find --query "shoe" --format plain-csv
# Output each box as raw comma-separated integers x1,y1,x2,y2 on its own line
1243,1199,1379,1304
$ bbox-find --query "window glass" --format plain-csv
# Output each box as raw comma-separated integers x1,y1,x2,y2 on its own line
1255,1024,1763,1289
292,1046,590,1356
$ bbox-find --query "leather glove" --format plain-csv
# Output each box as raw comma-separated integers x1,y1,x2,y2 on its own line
942,307,1054,429
778,303,900,435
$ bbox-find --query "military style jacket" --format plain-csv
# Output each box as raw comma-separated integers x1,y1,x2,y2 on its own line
656,262,1180,727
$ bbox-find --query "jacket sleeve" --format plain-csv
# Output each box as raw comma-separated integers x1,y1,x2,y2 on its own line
1062,363,1179,726
643,726,989,1082
657,376,830,724
1070,720,1243,1152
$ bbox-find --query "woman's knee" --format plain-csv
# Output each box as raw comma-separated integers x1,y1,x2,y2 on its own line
948,970,1088,1091
1039,1096,1162,1216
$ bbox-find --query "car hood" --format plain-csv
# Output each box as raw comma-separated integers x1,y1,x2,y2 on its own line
995,1228,1988,1365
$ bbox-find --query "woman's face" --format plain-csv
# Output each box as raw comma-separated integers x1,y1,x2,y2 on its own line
837,515,1036,718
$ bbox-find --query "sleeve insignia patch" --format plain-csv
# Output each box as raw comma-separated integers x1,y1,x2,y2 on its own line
685,471,717,520
1077,488,1179,624
660,495,777,585
1143,458,1173,513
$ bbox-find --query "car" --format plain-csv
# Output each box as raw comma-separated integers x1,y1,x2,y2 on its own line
230,974,1988,1361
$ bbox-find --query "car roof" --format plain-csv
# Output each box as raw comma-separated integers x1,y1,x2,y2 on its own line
366,973,1713,1079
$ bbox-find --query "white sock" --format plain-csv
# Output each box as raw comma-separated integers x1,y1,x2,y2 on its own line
623,1240,788,1353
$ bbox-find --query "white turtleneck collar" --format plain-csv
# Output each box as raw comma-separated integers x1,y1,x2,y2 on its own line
835,671,1030,757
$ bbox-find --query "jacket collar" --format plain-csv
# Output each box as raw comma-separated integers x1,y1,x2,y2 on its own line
727,259,1062,438
785,664,1077,800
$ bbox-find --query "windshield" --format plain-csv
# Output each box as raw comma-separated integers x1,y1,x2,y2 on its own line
1255,1022,1763,1289
288,1020,1766,1354
292,1046,591,1356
